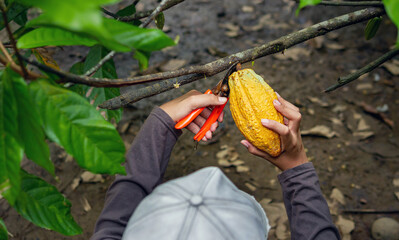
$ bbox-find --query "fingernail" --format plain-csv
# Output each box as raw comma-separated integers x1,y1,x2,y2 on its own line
273,99,281,106
218,97,227,103
275,92,281,98
241,140,249,148
261,119,269,125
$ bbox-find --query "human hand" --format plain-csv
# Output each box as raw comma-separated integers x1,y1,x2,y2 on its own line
160,90,227,141
240,93,308,171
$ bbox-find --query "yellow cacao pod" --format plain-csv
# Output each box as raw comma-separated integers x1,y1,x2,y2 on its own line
229,69,283,157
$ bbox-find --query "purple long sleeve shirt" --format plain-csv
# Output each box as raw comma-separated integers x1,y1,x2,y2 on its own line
91,107,340,240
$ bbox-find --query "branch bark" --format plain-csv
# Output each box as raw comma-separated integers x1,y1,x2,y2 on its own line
98,7,385,109
325,48,399,92
319,1,383,7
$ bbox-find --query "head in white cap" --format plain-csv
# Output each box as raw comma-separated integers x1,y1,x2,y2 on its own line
122,167,270,240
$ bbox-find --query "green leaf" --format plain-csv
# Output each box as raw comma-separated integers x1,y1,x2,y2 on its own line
155,12,165,30
0,2,28,30
116,4,136,16
103,18,175,51
13,170,82,235
8,70,54,175
29,79,126,174
383,0,399,46
17,0,131,52
0,69,23,204
17,27,98,49
296,0,321,15
134,50,151,71
0,219,7,240
365,17,382,40
83,45,122,122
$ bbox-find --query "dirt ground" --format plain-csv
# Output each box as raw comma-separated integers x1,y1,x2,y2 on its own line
1,0,399,239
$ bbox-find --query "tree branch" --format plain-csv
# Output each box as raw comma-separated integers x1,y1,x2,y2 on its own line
0,41,14,64
0,0,29,79
97,7,385,109
293,0,384,7
0,54,42,79
319,1,383,7
325,48,399,92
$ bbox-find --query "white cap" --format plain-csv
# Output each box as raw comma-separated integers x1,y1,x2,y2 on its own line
122,167,270,240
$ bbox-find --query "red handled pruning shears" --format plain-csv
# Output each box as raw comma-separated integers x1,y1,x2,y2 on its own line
175,62,240,142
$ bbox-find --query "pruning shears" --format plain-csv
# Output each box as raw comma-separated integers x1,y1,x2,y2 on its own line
175,62,240,142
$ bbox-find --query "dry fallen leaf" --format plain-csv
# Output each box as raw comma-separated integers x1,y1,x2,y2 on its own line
242,5,254,12
325,43,345,50
330,117,343,126
330,188,346,205
81,171,104,183
70,177,80,191
307,96,329,107
355,83,373,91
394,172,399,201
236,166,250,173
336,216,355,240
301,125,338,138
245,182,257,191
219,22,240,38
260,202,290,239
360,102,394,128
273,48,311,61
80,196,92,212
353,131,374,140
383,59,399,76
160,59,187,71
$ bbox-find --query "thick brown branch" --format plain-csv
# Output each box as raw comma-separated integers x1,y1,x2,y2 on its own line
325,48,399,92
98,7,385,109
0,54,42,79
293,0,383,7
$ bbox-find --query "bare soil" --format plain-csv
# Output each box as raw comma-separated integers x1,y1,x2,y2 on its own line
1,0,399,239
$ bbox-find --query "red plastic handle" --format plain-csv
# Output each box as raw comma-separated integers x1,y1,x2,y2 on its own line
193,98,228,141
174,89,213,129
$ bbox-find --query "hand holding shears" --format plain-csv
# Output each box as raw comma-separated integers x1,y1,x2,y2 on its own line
163,62,239,142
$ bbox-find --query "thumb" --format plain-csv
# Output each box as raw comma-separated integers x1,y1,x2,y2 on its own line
189,94,227,109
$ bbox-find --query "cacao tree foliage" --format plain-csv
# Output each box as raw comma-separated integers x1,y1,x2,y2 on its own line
298,0,399,46
0,0,174,236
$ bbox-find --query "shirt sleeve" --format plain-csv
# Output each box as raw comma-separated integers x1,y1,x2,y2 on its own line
278,162,341,240
91,106,182,240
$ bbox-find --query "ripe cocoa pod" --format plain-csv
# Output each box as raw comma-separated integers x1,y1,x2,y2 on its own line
229,69,283,157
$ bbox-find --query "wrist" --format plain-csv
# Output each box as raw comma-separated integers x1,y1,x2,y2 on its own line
278,151,309,171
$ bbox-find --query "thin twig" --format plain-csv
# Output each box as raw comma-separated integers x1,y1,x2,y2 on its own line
101,8,119,18
118,0,185,22
0,41,14,63
325,48,399,92
293,0,383,7
84,51,115,76
140,0,169,28
0,1,29,79
319,1,383,7
343,209,399,214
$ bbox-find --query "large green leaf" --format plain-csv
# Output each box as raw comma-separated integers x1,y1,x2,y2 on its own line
17,0,130,52
104,18,175,51
0,69,23,204
296,0,321,15
83,45,122,122
13,170,82,235
0,218,8,240
17,27,98,49
383,0,399,46
29,79,126,174
8,70,54,175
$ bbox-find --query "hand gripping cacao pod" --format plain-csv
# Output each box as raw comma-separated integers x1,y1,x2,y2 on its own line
229,69,283,157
